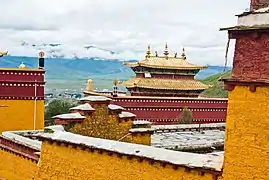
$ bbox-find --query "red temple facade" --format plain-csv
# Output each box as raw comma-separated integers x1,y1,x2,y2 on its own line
0,66,45,100
84,45,228,125
0,53,46,133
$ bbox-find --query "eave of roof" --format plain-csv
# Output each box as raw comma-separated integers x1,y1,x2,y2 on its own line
123,78,208,91
220,24,269,31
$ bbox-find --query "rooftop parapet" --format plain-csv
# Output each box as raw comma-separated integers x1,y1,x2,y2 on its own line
34,131,223,172
69,103,95,111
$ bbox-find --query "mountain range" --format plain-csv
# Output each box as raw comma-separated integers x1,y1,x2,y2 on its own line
0,55,231,91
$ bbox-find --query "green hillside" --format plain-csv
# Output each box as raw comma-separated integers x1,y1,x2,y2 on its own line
200,70,232,98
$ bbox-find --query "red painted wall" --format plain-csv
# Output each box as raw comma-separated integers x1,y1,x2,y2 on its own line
112,97,227,125
232,33,269,80
250,0,269,11
0,69,45,99
0,70,44,82
0,85,44,99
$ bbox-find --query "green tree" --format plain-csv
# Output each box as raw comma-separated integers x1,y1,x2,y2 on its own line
178,106,193,124
45,99,78,125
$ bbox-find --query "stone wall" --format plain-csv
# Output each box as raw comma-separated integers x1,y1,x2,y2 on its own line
35,140,221,180
222,86,269,179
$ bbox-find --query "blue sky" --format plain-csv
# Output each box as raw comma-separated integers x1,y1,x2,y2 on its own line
0,0,249,65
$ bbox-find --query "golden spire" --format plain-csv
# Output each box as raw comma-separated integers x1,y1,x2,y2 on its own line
18,62,26,69
155,51,158,57
113,79,122,86
181,47,186,60
163,43,169,58
85,79,93,92
0,51,8,57
39,51,45,58
145,45,151,58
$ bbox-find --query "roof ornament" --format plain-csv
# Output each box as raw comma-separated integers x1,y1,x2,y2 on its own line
163,43,169,59
174,52,177,58
113,79,122,86
0,51,8,57
155,51,158,57
38,51,45,69
18,62,26,68
145,45,151,59
85,79,93,92
181,47,186,60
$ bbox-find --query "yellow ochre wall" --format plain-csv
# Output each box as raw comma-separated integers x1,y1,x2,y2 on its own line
0,100,44,133
222,86,269,180
130,133,152,145
35,141,218,180
0,149,37,180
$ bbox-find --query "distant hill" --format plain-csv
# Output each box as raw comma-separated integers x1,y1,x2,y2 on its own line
201,70,232,98
0,56,232,91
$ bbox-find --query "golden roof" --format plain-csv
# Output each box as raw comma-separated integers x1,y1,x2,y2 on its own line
123,77,208,91
124,44,206,70
0,51,8,57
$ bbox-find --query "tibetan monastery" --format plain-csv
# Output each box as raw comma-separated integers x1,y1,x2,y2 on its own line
123,44,208,97
1,1,269,179
84,45,227,124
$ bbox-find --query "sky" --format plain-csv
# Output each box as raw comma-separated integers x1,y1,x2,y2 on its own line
0,0,249,66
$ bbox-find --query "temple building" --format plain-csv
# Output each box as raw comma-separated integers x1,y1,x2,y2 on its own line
0,0,269,179
122,44,208,97
0,52,45,133
83,47,227,124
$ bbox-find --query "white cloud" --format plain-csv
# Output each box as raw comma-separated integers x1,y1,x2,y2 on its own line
0,0,249,65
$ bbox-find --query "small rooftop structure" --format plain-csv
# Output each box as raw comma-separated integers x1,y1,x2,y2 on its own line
133,120,152,125
129,128,154,133
69,103,95,111
119,111,136,119
80,96,112,102
220,5,269,32
52,112,85,119
108,104,125,110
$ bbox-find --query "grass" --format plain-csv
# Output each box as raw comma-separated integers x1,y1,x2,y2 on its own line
200,70,232,98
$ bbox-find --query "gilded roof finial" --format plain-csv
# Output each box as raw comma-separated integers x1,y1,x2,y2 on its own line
155,51,158,57
181,47,186,60
113,79,122,86
18,62,26,69
164,43,169,58
85,79,93,92
145,45,151,58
